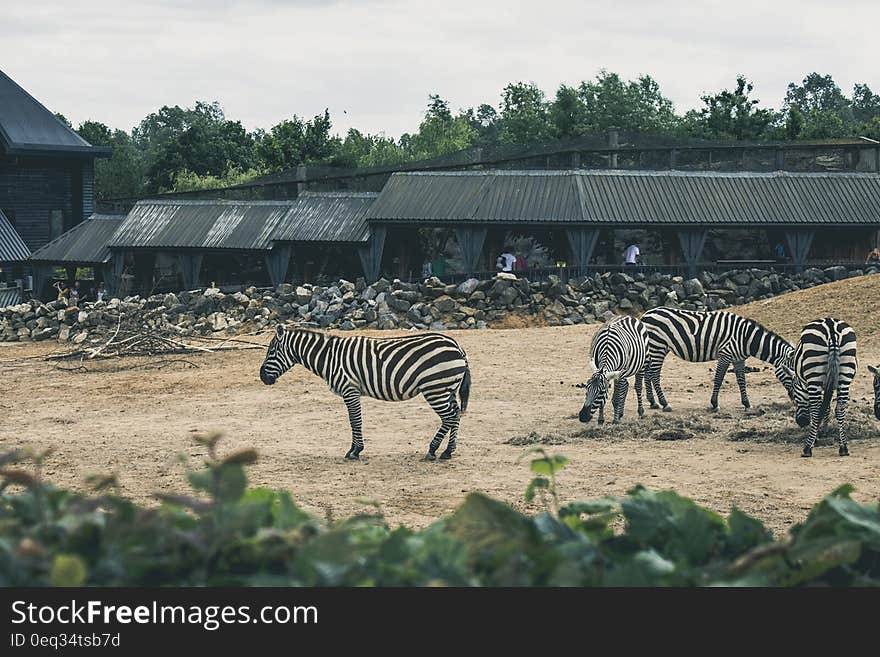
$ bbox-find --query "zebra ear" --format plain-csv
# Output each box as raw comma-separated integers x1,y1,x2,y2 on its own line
275,324,285,339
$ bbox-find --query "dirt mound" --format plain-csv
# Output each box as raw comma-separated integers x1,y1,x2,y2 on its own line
736,273,880,347
489,313,548,330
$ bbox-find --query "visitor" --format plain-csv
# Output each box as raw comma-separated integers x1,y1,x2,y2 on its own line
774,242,787,261
431,255,448,280
69,280,81,307
421,258,433,280
514,253,528,273
496,251,515,273
623,243,640,267
867,247,880,267
96,282,107,302
53,280,69,302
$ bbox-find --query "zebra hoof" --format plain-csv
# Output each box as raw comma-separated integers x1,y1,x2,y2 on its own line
662,406,672,413
638,408,644,418
839,446,850,457
439,450,453,460
650,403,660,410
344,452,360,460
708,405,718,412
801,447,813,458
425,452,437,462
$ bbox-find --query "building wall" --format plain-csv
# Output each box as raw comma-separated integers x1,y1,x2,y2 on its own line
0,156,93,252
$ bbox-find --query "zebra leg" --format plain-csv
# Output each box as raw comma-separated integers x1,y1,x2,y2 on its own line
803,385,822,457
612,378,629,424
649,358,672,412
710,355,731,410
643,363,657,409
424,391,458,461
635,371,645,418
440,395,461,460
836,384,850,456
733,360,750,409
342,390,365,460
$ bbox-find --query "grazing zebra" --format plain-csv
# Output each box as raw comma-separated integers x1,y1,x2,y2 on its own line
870,365,880,420
579,315,647,424
641,307,794,412
791,318,857,457
259,326,471,461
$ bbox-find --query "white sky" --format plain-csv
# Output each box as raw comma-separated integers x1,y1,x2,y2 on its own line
2,0,878,138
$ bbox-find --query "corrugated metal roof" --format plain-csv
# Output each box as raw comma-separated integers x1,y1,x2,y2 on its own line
272,192,375,243
365,170,880,226
0,209,30,263
109,194,376,251
29,213,124,264
0,68,107,156
0,287,22,309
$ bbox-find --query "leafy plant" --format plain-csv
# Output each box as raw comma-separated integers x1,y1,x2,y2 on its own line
1,439,879,586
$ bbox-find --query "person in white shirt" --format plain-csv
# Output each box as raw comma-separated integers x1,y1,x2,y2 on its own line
623,244,640,266
496,252,516,273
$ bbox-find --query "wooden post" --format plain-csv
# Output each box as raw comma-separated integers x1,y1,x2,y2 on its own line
676,227,708,279
358,225,387,282
784,228,815,273
453,225,488,276
565,227,600,274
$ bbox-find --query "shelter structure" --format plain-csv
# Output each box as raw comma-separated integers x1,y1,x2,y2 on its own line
364,170,880,278
105,192,378,292
28,213,125,298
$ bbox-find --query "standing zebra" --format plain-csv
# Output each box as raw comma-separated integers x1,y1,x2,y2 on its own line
791,318,857,457
579,315,647,424
869,365,880,421
641,307,794,412
259,326,471,461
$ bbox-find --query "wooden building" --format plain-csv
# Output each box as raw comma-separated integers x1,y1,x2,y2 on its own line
0,68,108,266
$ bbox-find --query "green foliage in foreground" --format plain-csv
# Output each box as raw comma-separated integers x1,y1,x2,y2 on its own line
1,439,879,587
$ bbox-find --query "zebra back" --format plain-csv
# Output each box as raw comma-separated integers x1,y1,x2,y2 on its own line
590,315,648,378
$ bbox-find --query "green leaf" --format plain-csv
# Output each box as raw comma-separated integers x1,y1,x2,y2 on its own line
726,507,773,556
525,477,549,502
50,554,88,587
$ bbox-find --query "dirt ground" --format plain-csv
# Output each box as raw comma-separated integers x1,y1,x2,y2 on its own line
1,278,879,536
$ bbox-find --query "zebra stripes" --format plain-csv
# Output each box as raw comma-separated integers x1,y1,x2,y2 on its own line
791,318,857,457
580,315,648,425
870,365,880,421
640,307,794,411
259,326,470,460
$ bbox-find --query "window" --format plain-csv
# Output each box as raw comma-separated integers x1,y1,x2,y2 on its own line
49,210,64,240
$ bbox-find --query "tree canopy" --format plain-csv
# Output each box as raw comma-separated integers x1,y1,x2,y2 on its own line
72,70,880,198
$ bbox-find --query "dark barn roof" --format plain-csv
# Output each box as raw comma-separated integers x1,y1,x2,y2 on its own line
109,194,377,252
0,209,30,264
0,68,108,156
29,214,125,264
366,170,880,226
272,192,375,243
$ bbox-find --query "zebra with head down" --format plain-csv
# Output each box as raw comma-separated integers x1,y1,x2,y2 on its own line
579,315,648,425
869,365,880,421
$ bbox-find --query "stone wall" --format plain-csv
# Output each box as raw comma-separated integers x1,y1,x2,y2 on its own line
2,265,877,343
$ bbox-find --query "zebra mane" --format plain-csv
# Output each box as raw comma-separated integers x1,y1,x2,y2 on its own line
739,314,793,347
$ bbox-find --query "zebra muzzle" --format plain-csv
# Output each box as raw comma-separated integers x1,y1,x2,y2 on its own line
259,368,276,385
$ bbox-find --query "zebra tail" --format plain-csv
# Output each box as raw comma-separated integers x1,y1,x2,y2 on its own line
459,366,471,414
820,340,840,421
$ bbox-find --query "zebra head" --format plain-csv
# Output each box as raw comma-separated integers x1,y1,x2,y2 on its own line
579,369,618,424
774,350,796,401
869,365,880,420
792,376,810,427
260,325,298,385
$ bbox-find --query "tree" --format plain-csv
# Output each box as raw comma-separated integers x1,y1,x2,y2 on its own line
782,73,853,139
331,128,406,168
253,110,338,171
497,82,551,144
576,72,678,134
74,121,145,199
784,105,805,140
400,95,477,160
463,103,500,146
851,83,880,123
549,85,587,139
134,101,256,192
681,75,776,141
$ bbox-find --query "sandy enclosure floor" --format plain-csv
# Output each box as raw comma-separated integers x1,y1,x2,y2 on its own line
1,303,879,536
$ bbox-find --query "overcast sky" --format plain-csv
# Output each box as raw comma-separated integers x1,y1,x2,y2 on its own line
3,0,878,138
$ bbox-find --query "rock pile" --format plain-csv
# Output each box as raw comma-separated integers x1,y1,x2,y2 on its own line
1,265,877,343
